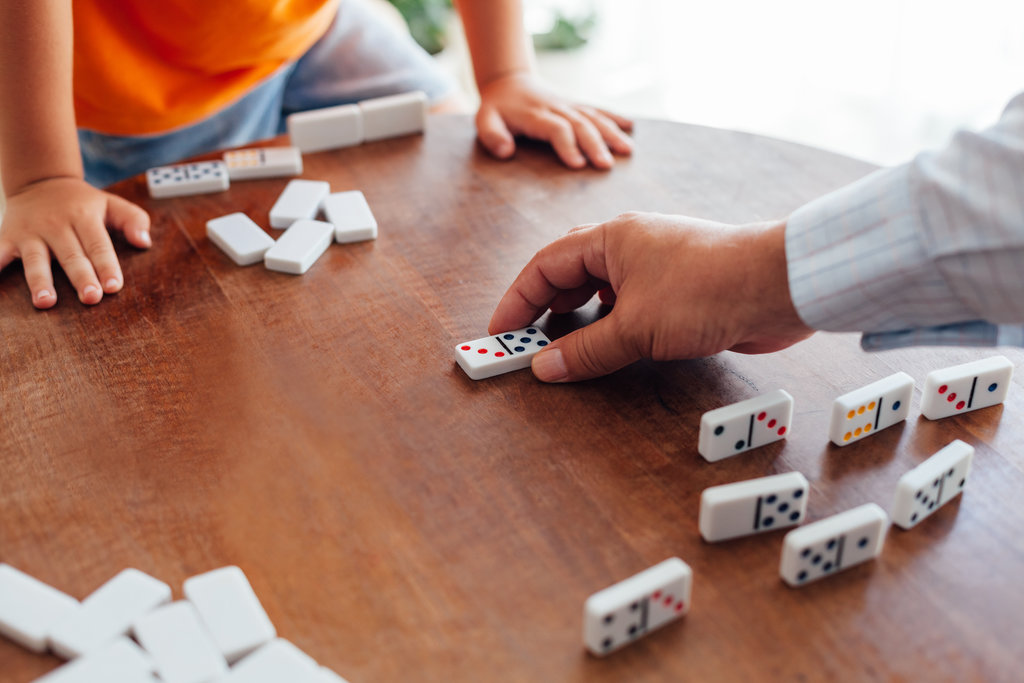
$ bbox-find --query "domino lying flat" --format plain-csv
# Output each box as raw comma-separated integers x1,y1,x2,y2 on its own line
323,191,378,243
134,601,228,683
183,566,276,663
828,372,914,447
264,219,335,275
358,91,427,142
146,161,229,199
891,439,974,529
920,355,1014,420
206,213,275,266
269,179,330,229
583,557,692,657
35,637,157,683
455,327,550,380
779,503,889,587
223,147,303,180
0,563,78,653
698,389,793,462
699,471,809,542
221,638,322,683
287,103,364,153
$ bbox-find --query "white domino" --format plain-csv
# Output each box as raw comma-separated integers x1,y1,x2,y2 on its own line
269,179,330,229
322,191,378,243
264,219,334,275
220,638,321,683
287,104,364,153
891,440,974,529
455,327,551,380
223,147,303,180
828,372,914,447
358,91,427,142
583,557,692,657
698,471,809,542
35,636,157,683
146,161,229,199
779,503,889,587
49,568,171,659
697,389,793,462
133,601,227,683
317,667,352,683
206,213,275,266
920,355,1014,420
183,566,276,663
0,563,78,652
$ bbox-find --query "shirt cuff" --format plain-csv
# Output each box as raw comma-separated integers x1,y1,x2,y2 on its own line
860,321,1024,350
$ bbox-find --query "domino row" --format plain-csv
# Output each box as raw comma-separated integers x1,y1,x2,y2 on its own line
585,438,974,656
0,565,351,683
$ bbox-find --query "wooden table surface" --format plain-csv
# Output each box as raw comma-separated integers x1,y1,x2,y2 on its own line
2,116,1023,682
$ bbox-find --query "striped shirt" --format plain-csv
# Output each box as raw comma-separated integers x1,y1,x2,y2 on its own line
786,91,1024,350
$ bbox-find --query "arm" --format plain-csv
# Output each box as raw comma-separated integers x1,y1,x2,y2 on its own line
454,0,633,170
0,0,150,309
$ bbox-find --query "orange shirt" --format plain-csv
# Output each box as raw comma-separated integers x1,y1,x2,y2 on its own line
73,0,339,135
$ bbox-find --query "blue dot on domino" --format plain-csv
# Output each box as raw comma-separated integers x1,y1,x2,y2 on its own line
538,340,548,346
989,383,998,392
527,328,537,334
514,346,525,352
892,400,901,410
503,334,514,340
734,440,745,450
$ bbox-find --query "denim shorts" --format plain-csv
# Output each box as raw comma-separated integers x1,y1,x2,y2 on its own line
78,0,456,188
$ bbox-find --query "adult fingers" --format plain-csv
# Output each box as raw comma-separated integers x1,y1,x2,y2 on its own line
531,313,640,382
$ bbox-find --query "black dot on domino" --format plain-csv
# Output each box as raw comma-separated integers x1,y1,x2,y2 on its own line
734,440,745,450
812,554,822,565
789,511,800,522
628,625,638,637
714,426,724,436
503,334,514,340
603,615,614,625
858,537,869,548
602,638,612,650
777,502,789,513
797,571,808,582
792,489,804,499
911,513,919,522
766,494,777,504
823,562,834,572
527,328,537,334
826,539,837,550
514,346,525,352
629,602,639,611
537,340,548,347
763,516,774,527
800,548,811,558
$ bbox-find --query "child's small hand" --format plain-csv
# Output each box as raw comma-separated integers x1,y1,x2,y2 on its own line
475,72,634,170
0,177,151,308
488,213,814,382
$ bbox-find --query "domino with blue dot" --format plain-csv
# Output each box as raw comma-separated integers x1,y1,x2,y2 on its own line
920,355,1013,420
455,327,550,380
828,372,914,447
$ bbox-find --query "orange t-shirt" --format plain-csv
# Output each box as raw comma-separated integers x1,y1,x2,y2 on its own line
73,0,339,135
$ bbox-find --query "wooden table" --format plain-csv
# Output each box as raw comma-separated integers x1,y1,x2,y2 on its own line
2,116,1022,682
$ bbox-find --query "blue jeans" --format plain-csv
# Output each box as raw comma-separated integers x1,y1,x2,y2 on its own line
78,0,456,188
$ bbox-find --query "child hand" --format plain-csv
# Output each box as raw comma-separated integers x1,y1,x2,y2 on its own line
475,72,633,170
0,177,151,308
488,212,814,382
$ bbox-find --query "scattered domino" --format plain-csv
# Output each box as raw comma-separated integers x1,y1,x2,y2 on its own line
698,471,809,542
322,191,378,243
206,213,275,266
183,566,276,663
779,503,889,587
269,179,330,229
358,91,427,142
146,161,229,199
287,104,364,153
891,440,974,529
264,219,334,275
35,636,157,683
49,568,171,659
583,557,692,657
223,147,303,180
0,563,79,653
697,389,793,462
455,327,551,380
828,371,914,447
318,667,352,683
221,638,321,683
133,601,228,683
920,355,1014,420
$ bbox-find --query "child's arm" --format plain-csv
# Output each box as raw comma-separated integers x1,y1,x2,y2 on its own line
0,0,150,309
455,0,634,170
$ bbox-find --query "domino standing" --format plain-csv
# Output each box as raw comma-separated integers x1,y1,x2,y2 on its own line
920,355,1014,420
146,161,229,199
697,390,793,462
699,472,809,542
891,440,974,529
0,564,79,653
779,503,889,587
223,147,303,180
828,372,914,447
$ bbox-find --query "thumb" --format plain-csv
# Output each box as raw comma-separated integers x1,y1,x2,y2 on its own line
532,314,640,382
106,194,152,248
475,105,516,159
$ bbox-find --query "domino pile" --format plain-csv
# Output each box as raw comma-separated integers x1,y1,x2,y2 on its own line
0,565,351,683
581,355,1012,656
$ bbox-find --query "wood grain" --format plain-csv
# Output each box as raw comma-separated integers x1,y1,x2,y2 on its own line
2,116,1022,682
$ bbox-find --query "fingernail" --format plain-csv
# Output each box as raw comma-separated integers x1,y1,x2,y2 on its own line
533,348,568,383
36,290,52,301
139,231,152,247
105,278,120,291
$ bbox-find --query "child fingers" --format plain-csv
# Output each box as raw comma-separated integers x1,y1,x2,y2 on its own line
76,216,124,294
18,240,58,309
50,232,104,305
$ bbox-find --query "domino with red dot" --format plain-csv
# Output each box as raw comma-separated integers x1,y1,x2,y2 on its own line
454,327,550,380
698,390,793,462
921,355,1013,420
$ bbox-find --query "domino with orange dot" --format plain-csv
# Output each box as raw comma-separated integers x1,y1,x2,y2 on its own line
454,327,550,380
828,372,914,447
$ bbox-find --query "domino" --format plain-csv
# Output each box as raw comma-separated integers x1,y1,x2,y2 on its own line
317,667,352,683
264,219,334,275
287,104,364,153
183,566,276,663
35,636,157,683
221,638,321,683
206,213,275,266
455,327,551,380
146,161,229,199
322,190,378,243
583,557,692,657
779,503,889,587
698,471,809,542
0,563,78,652
133,601,227,683
828,371,914,447
920,355,1014,420
223,147,303,180
358,91,427,142
697,389,793,462
49,568,171,659
891,439,974,529
269,179,330,229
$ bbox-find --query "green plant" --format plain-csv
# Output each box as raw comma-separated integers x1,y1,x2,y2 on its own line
387,0,454,55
